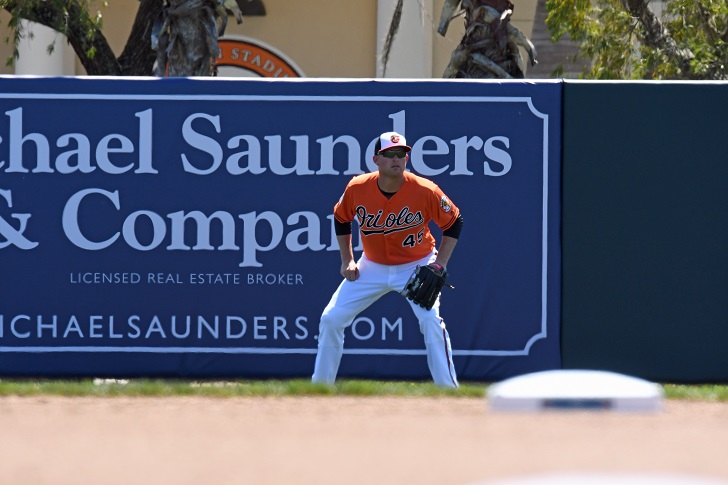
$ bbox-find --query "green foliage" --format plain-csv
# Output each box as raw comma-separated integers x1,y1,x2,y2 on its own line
545,0,728,79
0,0,107,64
666,0,728,78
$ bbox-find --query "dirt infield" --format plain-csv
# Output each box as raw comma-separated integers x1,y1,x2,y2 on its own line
1,396,727,485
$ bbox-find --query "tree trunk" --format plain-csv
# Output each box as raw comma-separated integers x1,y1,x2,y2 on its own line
152,0,221,77
438,0,537,79
118,0,164,76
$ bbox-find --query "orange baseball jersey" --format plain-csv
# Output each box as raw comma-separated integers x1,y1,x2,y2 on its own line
334,171,460,265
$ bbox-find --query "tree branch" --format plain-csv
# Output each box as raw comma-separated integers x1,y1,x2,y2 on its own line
620,0,694,76
63,1,120,75
696,3,719,45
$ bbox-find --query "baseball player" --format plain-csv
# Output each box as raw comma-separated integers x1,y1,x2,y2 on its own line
312,131,464,387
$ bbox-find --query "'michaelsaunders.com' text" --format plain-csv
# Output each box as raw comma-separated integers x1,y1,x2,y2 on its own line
0,314,405,343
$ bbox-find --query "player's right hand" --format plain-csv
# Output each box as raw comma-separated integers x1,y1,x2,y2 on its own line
340,261,360,281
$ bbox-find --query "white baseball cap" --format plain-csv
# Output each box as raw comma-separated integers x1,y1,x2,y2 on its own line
376,131,412,154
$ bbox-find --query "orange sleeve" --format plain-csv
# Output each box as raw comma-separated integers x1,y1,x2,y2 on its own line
333,179,355,224
429,185,460,231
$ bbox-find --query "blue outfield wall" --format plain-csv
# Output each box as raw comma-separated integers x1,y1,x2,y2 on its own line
0,77,562,381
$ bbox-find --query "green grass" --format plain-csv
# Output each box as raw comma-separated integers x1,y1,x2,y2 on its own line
663,384,728,401
0,378,488,398
0,379,726,400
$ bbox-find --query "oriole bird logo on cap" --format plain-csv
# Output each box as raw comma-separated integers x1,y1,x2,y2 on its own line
390,135,401,143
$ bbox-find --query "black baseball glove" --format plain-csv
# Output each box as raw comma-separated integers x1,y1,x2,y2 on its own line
400,264,454,310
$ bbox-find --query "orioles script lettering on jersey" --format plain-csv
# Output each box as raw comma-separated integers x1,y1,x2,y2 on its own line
356,206,424,236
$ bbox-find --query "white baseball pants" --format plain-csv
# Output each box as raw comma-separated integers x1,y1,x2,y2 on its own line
312,252,459,388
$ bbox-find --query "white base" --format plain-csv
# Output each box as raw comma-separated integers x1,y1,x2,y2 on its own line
487,369,664,412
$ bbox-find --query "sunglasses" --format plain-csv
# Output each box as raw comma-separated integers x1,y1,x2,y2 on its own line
380,149,408,159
